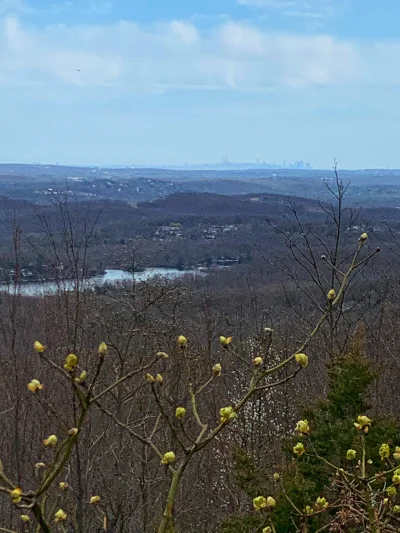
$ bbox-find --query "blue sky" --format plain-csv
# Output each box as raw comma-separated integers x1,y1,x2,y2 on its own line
0,0,399,169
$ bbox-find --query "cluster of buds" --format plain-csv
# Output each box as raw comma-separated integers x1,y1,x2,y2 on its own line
379,443,390,461
354,415,371,433
219,336,232,347
387,486,397,497
10,487,22,504
145,373,163,384
346,449,357,460
295,420,310,435
43,434,58,448
220,406,236,424
212,363,222,377
27,379,44,393
393,446,400,461
392,469,400,485
253,496,276,512
293,442,305,456
315,496,329,510
64,353,78,372
54,509,67,522
161,451,176,465
295,353,308,368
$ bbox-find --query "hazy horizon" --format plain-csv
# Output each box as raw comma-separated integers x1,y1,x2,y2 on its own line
1,0,399,169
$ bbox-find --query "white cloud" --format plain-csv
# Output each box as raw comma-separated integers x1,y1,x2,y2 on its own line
0,15,398,95
169,21,198,44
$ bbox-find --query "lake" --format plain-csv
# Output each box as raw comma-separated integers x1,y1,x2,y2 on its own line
0,268,202,297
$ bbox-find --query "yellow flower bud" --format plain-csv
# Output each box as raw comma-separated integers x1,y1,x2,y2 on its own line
359,232,368,242
157,351,169,359
220,406,237,423
354,415,371,433
98,342,108,357
273,472,280,481
59,482,68,491
316,496,328,509
262,528,272,533
253,496,267,511
34,340,45,353
177,335,187,347
327,289,336,301
161,451,176,465
383,498,389,505
252,357,263,366
43,434,58,447
90,495,101,505
305,506,314,516
20,515,30,522
10,487,22,503
266,496,276,507
293,442,305,456
212,363,222,376
68,428,79,436
54,509,67,522
394,505,400,514
346,449,357,460
387,486,397,496
156,373,163,383
35,462,47,469
176,407,186,419
379,443,390,460
146,373,155,383
219,336,232,347
64,353,78,372
393,473,400,485
295,353,308,368
295,420,310,435
75,370,87,383
393,446,400,461
27,379,44,393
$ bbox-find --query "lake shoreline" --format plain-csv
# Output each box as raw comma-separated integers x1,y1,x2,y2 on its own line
0,267,205,297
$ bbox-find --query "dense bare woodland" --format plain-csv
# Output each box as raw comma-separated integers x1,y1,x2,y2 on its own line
1,177,400,532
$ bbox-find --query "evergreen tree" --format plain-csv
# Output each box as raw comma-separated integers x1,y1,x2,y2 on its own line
222,327,400,533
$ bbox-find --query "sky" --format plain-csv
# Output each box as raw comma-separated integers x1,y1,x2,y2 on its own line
0,0,400,169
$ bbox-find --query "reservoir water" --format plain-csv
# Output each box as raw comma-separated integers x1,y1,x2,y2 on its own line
0,268,201,297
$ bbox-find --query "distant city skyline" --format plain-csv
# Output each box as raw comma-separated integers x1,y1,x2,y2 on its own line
1,1,400,169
